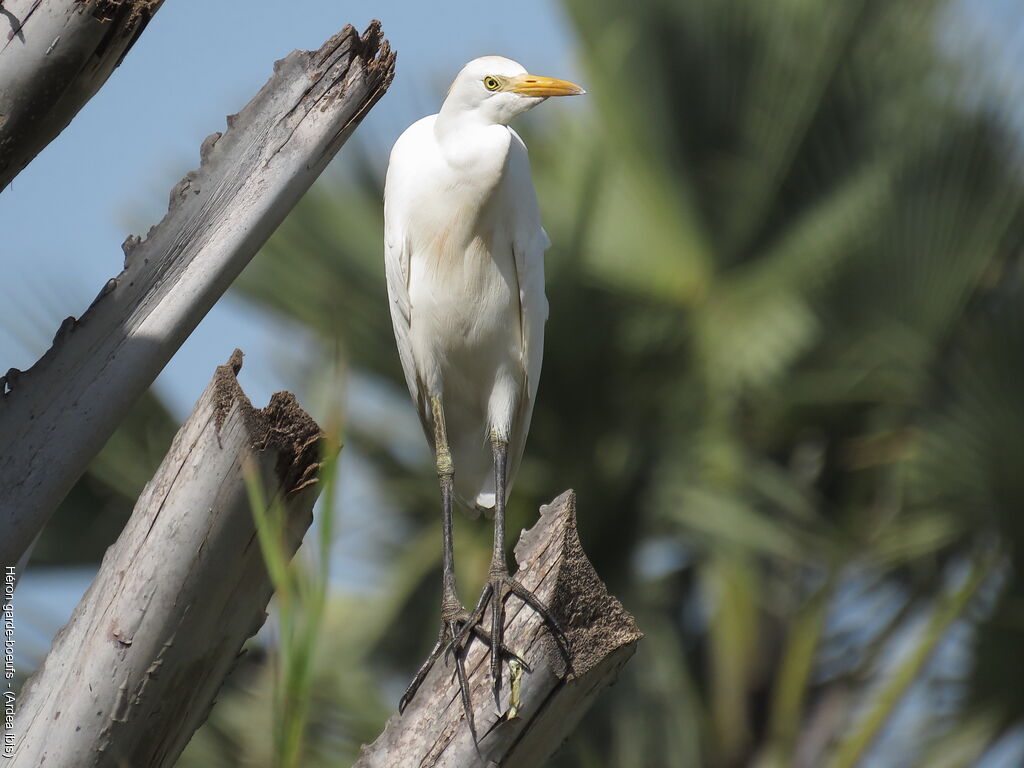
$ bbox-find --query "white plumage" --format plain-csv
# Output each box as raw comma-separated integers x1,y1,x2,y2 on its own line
384,56,579,513
385,56,583,723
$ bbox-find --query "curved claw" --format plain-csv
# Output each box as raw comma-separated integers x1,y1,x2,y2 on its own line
505,577,572,668
451,583,491,653
399,634,445,713
448,620,477,742
459,572,571,707
400,617,479,741
400,608,542,743
476,623,532,670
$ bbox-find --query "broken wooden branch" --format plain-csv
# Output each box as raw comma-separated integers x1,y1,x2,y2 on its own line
10,351,324,767
355,490,643,768
0,21,395,568
0,0,164,189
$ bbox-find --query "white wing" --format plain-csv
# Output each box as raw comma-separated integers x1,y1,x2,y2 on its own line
383,120,430,430
505,129,550,490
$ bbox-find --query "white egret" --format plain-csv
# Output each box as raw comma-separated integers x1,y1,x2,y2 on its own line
384,56,583,728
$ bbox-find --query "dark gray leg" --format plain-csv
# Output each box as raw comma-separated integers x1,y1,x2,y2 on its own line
398,400,526,739
398,396,477,738
459,434,569,708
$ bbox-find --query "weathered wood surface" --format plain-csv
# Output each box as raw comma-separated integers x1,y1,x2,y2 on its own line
0,21,395,568
0,0,164,189
355,490,643,768
11,351,325,767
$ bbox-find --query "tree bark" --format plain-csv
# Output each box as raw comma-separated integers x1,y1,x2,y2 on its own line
0,0,164,189
355,491,643,768
0,21,395,569
9,350,324,767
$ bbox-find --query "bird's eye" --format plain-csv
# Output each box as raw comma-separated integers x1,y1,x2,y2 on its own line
483,75,502,91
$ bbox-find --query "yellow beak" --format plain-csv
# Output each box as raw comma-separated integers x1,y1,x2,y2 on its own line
507,74,586,97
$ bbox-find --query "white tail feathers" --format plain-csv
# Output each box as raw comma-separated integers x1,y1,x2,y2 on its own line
474,491,497,518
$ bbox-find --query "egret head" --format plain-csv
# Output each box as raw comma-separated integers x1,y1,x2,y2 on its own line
442,56,585,126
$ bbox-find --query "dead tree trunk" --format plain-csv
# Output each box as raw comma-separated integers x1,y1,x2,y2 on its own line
10,351,324,767
0,22,395,569
355,491,643,768
0,0,164,189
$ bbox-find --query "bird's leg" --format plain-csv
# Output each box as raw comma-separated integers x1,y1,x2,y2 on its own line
398,395,478,735
398,398,524,737
460,432,570,708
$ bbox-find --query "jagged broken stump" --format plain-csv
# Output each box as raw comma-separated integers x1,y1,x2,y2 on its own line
355,490,642,768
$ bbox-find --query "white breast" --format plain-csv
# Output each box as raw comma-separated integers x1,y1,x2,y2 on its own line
405,120,520,397
384,114,545,511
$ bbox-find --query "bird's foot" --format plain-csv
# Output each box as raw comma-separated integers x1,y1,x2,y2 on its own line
456,570,570,708
399,603,526,741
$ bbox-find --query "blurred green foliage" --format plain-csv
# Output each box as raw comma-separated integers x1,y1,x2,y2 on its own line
57,0,1024,765
240,443,341,768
